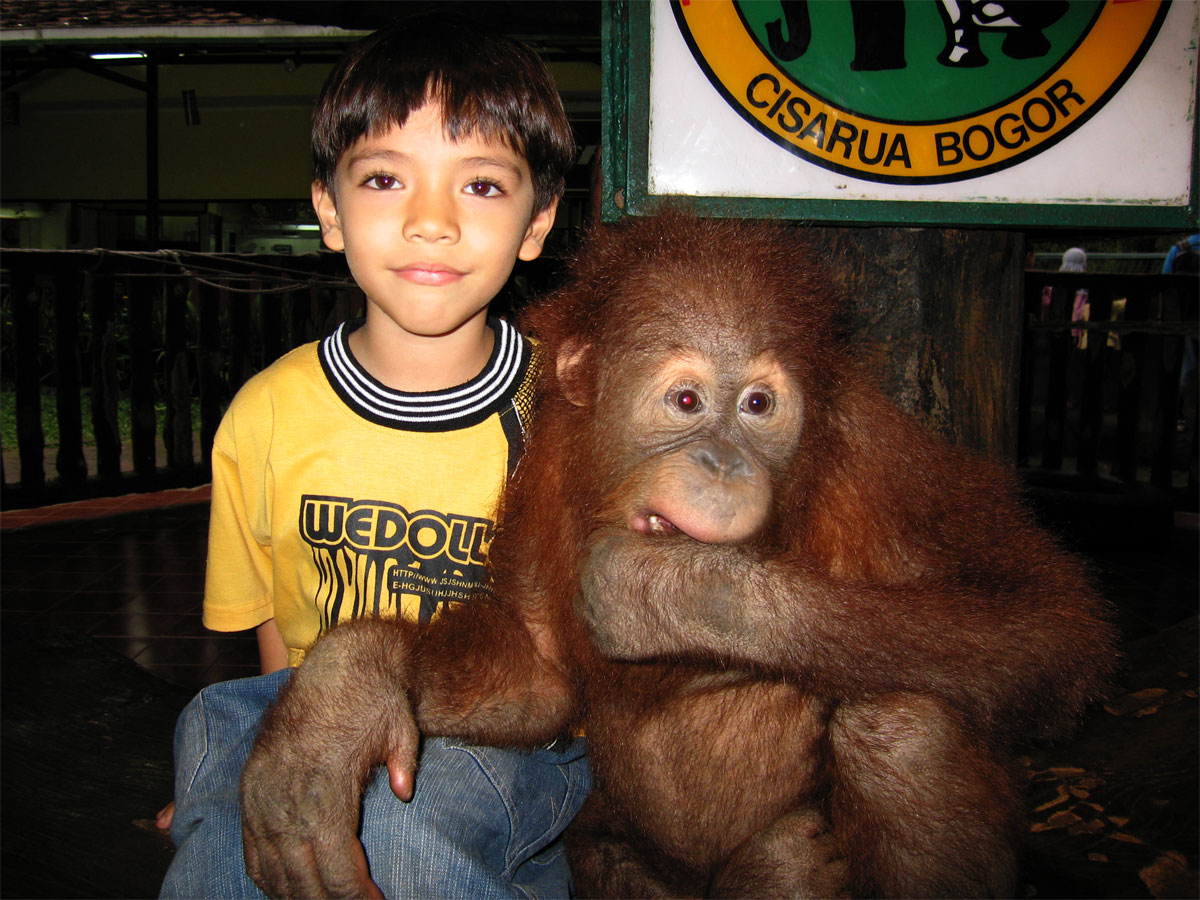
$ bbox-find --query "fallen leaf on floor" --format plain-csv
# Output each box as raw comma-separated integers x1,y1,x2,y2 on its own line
1139,851,1196,899
1104,688,1168,717
1110,832,1145,844
1032,810,1084,832
1048,766,1087,776
1034,784,1071,812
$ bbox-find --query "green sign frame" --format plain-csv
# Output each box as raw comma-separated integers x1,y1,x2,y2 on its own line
600,0,1198,229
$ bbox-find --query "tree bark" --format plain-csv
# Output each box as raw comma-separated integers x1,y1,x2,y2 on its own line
807,226,1025,461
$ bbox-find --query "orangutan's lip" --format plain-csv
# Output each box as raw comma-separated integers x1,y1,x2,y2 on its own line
632,512,680,536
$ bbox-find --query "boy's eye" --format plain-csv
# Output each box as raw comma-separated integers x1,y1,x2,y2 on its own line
465,180,503,198
364,174,400,190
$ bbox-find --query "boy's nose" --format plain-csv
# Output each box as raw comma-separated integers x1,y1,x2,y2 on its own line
403,189,459,244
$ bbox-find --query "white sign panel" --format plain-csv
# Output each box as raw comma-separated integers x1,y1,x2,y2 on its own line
638,0,1197,223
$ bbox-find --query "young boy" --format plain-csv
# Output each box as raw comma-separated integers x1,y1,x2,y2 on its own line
160,14,589,899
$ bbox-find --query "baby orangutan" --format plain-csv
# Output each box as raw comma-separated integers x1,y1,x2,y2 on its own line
240,213,1115,898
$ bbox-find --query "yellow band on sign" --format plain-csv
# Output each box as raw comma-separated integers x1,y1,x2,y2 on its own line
675,0,1165,183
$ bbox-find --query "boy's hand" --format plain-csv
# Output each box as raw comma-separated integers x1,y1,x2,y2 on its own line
240,620,418,899
156,801,174,832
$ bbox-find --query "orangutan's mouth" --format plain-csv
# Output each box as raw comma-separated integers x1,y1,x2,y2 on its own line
633,512,681,536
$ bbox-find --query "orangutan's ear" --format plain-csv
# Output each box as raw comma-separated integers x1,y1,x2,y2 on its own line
556,339,590,407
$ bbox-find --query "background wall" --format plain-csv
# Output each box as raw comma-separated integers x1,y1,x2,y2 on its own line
1,59,601,201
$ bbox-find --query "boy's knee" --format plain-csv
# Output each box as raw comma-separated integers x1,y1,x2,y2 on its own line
171,692,212,793
172,673,291,814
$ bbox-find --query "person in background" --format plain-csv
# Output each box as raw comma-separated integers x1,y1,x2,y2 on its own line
1164,234,1199,432
1061,247,1090,349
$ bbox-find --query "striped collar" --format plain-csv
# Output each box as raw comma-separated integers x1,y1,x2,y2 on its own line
318,317,530,431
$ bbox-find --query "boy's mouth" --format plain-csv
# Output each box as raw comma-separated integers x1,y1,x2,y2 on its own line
394,263,465,286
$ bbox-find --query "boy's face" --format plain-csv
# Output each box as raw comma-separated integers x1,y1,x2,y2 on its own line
313,103,556,340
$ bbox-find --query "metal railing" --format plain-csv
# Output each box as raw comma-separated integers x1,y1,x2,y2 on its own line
1018,270,1198,504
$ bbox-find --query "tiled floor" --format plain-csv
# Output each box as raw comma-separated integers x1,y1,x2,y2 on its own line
1,491,260,692
1,486,1197,900
0,487,1197,695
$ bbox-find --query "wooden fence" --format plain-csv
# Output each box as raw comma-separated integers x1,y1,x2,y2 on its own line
1,251,1197,512
1,249,362,509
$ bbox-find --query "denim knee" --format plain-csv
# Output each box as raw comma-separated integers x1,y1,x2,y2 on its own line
164,672,293,900
358,738,590,899
168,671,291,850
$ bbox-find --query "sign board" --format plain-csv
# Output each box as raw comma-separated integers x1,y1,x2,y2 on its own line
602,0,1199,227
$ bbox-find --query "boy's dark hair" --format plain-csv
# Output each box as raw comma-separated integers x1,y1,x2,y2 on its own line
312,13,576,214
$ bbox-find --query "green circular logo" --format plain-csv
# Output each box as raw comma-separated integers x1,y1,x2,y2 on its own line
672,0,1169,183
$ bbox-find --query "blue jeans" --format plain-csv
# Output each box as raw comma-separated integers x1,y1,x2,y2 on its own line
161,669,590,899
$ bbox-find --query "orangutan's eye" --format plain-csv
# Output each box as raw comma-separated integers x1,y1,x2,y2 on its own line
741,391,774,416
670,388,703,414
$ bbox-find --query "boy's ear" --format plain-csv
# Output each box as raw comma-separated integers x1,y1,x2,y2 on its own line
518,198,558,262
312,181,345,252
555,336,590,407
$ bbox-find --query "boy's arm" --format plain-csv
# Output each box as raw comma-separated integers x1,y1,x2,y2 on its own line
256,620,289,674
203,436,276,635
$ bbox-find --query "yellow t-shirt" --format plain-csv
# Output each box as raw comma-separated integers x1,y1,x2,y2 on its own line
203,317,537,667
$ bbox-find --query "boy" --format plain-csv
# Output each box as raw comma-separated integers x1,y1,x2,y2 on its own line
160,14,589,899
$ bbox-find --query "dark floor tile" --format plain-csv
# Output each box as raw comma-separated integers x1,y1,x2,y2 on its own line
129,592,206,616
2,552,119,585
139,572,207,596
0,608,54,627
211,637,263,667
158,613,210,638
64,609,133,634
143,666,206,691
132,635,230,669
0,590,66,613
0,565,45,590
13,533,111,553
17,554,122,576
45,590,148,614
92,634,154,660
21,569,123,595
150,662,258,692
88,610,202,639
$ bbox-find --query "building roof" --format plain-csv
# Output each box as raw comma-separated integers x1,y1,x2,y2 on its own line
0,1,599,72
1,1,293,29
0,0,366,55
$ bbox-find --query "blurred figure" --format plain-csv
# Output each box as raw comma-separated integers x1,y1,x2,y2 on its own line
1061,247,1089,348
1060,247,1087,272
1164,234,1199,431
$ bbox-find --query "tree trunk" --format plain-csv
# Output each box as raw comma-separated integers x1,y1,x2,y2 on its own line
807,226,1025,462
